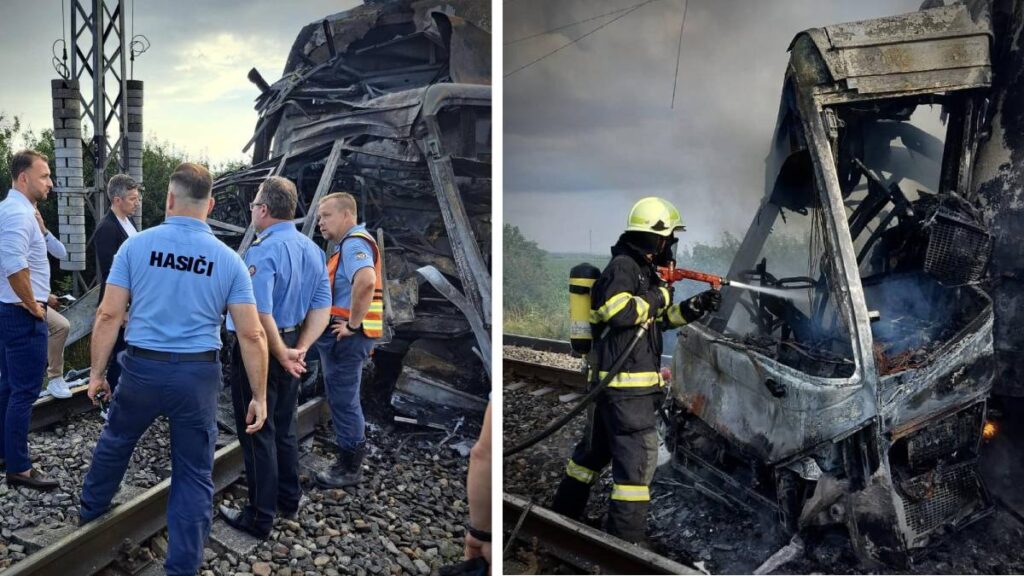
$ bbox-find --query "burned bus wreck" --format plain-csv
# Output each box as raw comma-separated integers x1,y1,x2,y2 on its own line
210,0,491,426
668,4,996,567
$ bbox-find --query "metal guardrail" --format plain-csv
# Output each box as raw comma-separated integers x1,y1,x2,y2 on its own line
6,398,326,576
503,493,702,575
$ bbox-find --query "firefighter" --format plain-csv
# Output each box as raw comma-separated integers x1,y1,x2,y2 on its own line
551,196,721,544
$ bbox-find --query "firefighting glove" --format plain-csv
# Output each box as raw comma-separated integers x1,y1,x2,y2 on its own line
647,284,673,311
688,289,722,314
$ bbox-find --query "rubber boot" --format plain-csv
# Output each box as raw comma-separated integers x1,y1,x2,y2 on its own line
315,442,365,488
606,500,649,544
551,475,591,520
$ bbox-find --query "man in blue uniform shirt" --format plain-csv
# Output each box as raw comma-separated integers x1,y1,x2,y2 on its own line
219,176,331,539
0,149,60,490
80,163,269,576
313,192,383,488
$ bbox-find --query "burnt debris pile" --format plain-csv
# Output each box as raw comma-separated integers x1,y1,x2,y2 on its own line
210,0,492,426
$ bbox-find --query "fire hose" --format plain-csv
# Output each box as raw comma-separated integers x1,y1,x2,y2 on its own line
503,319,653,458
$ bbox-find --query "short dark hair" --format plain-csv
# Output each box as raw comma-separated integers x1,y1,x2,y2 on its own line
107,174,140,201
168,162,212,203
258,176,297,220
11,150,48,181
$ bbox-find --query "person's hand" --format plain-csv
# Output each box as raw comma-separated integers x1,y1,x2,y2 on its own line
648,284,673,310
292,347,308,364
87,374,111,404
245,398,267,434
23,301,46,319
279,348,307,378
464,532,491,570
690,289,722,313
331,320,355,340
34,209,46,235
47,294,59,308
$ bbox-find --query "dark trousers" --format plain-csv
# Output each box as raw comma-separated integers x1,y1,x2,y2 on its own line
552,393,661,543
316,333,374,450
0,303,47,473
105,326,127,392
229,332,301,531
80,350,220,576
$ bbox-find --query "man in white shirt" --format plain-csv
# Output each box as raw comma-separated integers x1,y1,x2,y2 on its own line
0,149,60,490
92,174,140,402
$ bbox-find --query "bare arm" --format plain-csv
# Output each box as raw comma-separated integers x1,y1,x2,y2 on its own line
228,302,268,433
7,269,44,319
259,312,288,364
259,312,307,378
464,403,492,564
88,285,130,400
296,307,330,351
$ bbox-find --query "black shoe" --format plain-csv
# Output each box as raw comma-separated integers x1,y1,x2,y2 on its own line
314,443,365,489
6,468,59,491
219,504,271,539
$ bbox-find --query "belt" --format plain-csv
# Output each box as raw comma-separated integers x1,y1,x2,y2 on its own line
127,345,219,362
279,325,299,334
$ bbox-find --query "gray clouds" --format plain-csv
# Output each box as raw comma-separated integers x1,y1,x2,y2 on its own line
504,0,924,251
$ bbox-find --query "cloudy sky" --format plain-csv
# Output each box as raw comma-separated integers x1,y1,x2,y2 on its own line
504,0,926,253
0,0,359,165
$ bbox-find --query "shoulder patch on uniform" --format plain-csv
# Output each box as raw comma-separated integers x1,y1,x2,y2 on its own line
248,265,257,276
355,252,369,260
251,231,272,246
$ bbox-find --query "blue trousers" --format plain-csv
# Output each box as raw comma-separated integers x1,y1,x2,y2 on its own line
80,350,220,576
316,333,374,450
105,326,127,392
0,303,48,474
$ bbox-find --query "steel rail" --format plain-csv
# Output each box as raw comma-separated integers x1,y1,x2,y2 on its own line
30,384,96,431
503,334,574,355
503,493,702,575
503,358,587,390
6,398,326,576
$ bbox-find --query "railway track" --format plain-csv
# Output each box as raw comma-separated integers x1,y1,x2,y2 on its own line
504,494,700,575
6,397,326,576
503,334,702,575
30,383,96,431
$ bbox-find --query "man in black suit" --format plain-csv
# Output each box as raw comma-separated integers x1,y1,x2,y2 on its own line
93,174,141,407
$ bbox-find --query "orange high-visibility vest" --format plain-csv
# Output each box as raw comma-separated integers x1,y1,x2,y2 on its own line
327,229,384,338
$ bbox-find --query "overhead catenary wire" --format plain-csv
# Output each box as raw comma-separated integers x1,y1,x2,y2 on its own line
504,0,661,79
670,0,688,109
505,0,653,46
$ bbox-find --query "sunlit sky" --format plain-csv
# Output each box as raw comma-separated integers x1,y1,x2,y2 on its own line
0,0,360,166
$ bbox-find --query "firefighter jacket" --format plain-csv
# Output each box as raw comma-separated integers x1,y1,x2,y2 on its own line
589,238,705,395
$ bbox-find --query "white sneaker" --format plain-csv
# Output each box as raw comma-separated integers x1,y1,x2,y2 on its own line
46,378,73,399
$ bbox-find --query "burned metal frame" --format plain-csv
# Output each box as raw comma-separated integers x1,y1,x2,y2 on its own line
205,2,491,423
672,3,997,567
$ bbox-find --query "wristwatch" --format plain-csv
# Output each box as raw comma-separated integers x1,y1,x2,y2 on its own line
346,322,364,334
466,524,491,542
